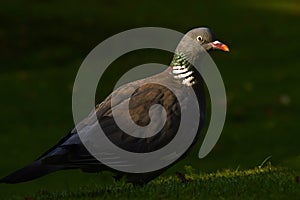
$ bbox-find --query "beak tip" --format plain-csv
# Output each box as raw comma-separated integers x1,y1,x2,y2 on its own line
220,44,230,52
224,46,230,52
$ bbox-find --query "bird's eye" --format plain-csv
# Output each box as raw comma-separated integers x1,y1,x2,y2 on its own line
196,36,203,42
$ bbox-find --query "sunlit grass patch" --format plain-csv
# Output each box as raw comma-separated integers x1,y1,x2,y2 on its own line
16,165,299,200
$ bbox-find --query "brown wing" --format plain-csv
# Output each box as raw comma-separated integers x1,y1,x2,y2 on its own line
96,83,181,153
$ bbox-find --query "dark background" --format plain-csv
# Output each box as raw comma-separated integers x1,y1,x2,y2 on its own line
0,0,299,197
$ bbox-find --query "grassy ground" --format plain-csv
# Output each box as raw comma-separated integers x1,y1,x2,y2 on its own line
0,0,300,199
8,164,300,200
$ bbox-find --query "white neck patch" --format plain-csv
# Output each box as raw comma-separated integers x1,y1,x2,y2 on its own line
171,65,195,86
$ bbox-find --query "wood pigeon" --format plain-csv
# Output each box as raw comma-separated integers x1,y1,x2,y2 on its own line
0,27,229,185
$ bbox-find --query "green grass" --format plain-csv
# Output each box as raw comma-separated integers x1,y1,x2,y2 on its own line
8,165,300,200
0,0,300,199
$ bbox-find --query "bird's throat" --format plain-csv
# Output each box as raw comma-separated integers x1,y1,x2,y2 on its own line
170,53,196,87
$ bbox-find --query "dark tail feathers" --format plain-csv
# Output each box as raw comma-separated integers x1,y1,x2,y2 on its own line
0,161,63,184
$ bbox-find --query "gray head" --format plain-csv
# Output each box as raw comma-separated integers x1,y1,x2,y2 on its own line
175,27,229,62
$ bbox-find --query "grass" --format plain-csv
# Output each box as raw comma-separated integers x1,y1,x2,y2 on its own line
0,0,300,199
8,164,299,200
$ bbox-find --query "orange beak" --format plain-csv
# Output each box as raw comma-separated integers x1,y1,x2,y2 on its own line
210,40,230,52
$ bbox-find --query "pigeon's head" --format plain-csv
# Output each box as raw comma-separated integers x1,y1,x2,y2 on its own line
175,27,229,61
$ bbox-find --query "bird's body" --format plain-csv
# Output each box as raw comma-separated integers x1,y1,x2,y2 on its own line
0,27,229,185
